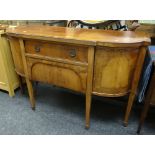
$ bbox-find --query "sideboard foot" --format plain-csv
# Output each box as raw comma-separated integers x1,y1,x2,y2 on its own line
85,125,90,130
123,122,128,127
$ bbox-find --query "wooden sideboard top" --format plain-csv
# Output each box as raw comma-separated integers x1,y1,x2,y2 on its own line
6,25,151,47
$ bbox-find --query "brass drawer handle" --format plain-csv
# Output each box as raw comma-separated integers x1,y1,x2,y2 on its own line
34,45,41,52
69,49,76,58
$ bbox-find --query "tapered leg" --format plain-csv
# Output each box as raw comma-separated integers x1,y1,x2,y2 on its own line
85,93,92,129
19,39,36,110
123,46,146,126
26,79,35,110
85,47,95,129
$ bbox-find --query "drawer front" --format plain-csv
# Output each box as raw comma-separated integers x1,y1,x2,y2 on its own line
25,40,88,63
27,57,87,92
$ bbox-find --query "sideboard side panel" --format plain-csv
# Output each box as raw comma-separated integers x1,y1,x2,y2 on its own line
9,37,25,76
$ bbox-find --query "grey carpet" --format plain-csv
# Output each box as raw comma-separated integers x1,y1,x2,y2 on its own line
0,83,155,135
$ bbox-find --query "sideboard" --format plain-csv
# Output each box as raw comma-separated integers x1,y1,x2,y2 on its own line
6,25,150,128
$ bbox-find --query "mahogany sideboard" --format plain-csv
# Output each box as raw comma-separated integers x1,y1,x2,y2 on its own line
6,25,150,128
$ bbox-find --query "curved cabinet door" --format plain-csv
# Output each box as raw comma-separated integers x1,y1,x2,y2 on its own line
93,46,139,97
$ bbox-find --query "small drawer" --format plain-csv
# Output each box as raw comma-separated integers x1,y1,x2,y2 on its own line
24,40,88,63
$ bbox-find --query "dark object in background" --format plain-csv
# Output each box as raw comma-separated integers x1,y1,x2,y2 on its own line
137,46,155,134
128,20,140,31
67,20,128,30
137,49,153,103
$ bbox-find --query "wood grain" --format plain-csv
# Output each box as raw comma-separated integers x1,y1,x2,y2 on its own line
85,46,95,128
6,25,150,127
6,25,150,47
19,39,35,109
124,46,147,126
25,39,88,63
93,46,139,97
8,37,25,76
27,57,87,93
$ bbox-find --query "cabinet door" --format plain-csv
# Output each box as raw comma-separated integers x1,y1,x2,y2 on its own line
27,57,87,93
93,46,139,97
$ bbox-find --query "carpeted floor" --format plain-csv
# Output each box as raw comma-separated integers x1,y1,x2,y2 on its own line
0,83,155,135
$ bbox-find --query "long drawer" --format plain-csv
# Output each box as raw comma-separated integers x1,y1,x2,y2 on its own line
25,40,88,63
